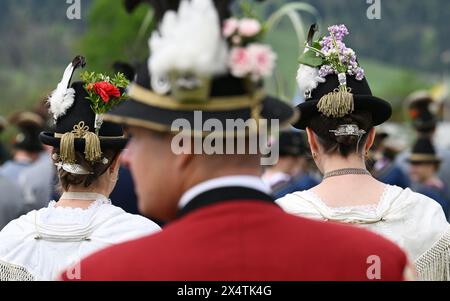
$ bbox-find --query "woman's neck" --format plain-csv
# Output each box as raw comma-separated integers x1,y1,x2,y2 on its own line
56,189,109,209
321,154,367,174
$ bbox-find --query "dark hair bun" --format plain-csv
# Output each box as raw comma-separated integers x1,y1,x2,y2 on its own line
309,111,373,157
335,135,358,146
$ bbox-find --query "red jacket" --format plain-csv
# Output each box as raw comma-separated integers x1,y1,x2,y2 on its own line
63,188,407,281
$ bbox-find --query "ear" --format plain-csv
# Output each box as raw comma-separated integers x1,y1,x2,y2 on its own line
306,127,319,154
175,153,194,171
365,128,376,152
109,154,121,174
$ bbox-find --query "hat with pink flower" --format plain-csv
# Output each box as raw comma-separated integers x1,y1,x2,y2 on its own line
293,24,392,129
103,0,297,135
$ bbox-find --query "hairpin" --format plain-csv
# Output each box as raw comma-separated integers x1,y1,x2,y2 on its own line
329,124,366,137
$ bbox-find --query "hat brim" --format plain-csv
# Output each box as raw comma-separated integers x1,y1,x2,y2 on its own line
293,95,392,130
102,96,299,134
407,155,441,165
39,132,128,150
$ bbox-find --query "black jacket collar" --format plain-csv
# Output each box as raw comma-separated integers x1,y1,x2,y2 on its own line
177,186,274,218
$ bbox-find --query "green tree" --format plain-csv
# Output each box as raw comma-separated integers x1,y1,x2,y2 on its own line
77,0,155,72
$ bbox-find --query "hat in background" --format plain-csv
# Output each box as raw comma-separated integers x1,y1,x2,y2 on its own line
408,137,441,164
405,91,438,133
8,111,45,153
277,130,309,157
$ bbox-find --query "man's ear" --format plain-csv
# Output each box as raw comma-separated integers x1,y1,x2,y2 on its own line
306,127,319,154
365,128,377,152
175,153,194,171
109,154,121,174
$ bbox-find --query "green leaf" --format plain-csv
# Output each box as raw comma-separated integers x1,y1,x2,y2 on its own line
298,50,323,67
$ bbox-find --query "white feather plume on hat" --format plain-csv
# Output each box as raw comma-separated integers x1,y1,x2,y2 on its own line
148,0,228,79
48,62,77,120
296,64,325,99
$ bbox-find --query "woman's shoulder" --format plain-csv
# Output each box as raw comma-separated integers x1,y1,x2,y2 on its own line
275,189,323,218
0,209,39,236
91,204,161,242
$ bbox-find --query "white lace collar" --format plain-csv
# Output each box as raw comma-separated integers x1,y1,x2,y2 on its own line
285,185,403,224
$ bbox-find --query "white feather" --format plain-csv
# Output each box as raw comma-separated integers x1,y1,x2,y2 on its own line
296,64,325,98
48,62,76,120
148,0,228,79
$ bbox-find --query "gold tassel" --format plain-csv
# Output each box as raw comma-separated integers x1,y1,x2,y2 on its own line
83,131,102,162
317,85,354,118
59,132,76,163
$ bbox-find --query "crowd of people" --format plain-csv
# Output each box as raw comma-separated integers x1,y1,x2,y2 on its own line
0,0,449,281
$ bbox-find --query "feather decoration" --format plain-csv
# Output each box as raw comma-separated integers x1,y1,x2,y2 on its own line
48,56,85,120
148,0,228,79
124,0,234,24
296,64,325,99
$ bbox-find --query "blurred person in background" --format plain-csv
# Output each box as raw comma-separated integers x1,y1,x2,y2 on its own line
0,111,44,182
396,91,450,190
0,116,10,164
369,131,410,189
0,174,25,230
408,137,450,220
262,130,319,199
17,100,57,212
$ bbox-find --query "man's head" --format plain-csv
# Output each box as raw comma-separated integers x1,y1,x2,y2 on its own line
408,137,440,183
123,126,262,221
409,161,439,183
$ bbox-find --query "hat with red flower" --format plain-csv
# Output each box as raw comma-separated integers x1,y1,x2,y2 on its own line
39,56,129,166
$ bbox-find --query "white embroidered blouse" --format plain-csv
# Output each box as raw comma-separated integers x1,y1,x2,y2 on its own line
0,195,161,281
276,185,450,280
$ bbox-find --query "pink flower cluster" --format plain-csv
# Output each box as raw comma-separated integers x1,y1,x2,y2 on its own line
224,17,276,81
229,44,277,81
223,18,262,42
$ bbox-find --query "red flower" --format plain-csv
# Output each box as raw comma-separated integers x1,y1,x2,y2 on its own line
409,109,419,119
93,81,121,103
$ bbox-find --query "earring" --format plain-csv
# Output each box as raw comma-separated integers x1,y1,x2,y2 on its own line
312,152,318,159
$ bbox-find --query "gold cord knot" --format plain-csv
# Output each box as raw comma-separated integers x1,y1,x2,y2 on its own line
59,121,102,164
71,121,90,138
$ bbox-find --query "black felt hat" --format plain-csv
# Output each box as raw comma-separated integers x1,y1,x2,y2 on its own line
105,0,297,135
39,82,127,150
105,64,297,134
39,57,127,163
293,24,392,130
277,130,309,157
409,137,441,164
294,74,392,130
